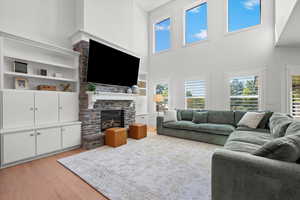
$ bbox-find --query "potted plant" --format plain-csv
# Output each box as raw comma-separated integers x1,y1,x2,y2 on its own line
86,83,96,93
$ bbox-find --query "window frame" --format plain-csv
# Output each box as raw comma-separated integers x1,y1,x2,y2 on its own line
183,0,209,47
184,79,207,110
285,65,300,119
225,69,266,111
225,0,263,35
153,16,172,54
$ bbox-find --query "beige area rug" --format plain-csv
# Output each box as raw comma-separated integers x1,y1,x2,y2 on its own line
58,133,221,200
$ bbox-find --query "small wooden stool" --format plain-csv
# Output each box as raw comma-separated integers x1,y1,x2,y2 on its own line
128,123,147,139
105,128,127,147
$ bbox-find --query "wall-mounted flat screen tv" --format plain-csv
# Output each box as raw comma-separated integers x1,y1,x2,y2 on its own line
87,39,140,87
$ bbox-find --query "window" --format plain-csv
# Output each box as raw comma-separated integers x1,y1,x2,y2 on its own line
185,2,208,44
230,76,259,111
185,80,206,109
155,83,169,112
228,0,261,32
154,18,171,53
291,76,300,118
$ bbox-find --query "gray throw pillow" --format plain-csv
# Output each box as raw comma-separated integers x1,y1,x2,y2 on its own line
253,134,300,162
237,112,265,129
192,112,208,124
285,121,300,136
269,113,293,138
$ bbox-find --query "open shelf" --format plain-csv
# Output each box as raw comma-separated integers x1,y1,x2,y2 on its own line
4,71,77,82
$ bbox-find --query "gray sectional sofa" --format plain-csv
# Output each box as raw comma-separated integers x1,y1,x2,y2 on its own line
157,110,300,200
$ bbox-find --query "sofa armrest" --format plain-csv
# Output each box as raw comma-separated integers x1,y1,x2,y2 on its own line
157,116,164,133
212,149,300,200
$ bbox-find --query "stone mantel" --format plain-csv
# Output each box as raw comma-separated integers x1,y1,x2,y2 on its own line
86,91,138,109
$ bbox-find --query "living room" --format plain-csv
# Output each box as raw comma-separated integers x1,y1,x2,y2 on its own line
0,0,300,200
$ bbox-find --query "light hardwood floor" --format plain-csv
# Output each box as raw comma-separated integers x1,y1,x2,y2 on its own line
0,149,108,200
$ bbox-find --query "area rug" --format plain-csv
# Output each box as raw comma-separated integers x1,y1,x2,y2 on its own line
58,134,221,200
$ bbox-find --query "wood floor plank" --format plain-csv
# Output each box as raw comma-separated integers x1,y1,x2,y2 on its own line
0,149,108,200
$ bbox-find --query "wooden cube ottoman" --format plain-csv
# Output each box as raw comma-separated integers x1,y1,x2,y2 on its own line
129,123,147,139
105,128,127,147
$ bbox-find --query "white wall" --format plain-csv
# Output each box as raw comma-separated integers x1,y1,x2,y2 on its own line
0,0,76,49
147,0,300,120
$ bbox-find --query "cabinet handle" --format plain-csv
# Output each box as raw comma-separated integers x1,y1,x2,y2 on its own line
35,108,38,111
59,106,63,110
36,132,41,136
30,107,34,111
30,133,35,137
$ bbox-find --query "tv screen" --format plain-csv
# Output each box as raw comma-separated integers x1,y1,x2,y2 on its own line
87,40,140,87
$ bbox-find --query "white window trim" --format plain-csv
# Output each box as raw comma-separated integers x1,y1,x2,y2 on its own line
152,16,172,55
225,0,263,36
182,0,209,47
225,68,266,111
153,79,171,112
285,65,300,118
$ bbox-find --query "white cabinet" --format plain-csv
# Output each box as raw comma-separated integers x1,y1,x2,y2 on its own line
35,92,59,125
59,93,79,122
62,124,81,148
36,128,61,155
2,91,35,129
136,114,148,124
2,131,36,164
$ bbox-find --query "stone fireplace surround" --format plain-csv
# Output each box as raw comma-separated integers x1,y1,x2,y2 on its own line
73,40,136,149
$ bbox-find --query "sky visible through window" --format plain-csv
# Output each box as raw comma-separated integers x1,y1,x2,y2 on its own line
185,3,208,44
155,18,171,52
228,0,261,32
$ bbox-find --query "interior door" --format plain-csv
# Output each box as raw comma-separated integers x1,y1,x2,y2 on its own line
62,124,81,148
35,92,59,125
2,90,35,129
3,131,36,164
59,93,79,122
36,127,61,155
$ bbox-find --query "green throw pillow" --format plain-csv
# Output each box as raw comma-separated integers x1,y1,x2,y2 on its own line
192,112,208,124
253,134,300,162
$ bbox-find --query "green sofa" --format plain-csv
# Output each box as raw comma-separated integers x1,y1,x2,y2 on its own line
157,110,300,200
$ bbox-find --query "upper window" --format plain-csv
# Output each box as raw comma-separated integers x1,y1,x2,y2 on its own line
230,76,259,111
154,18,171,53
185,80,206,109
228,0,261,32
185,2,208,44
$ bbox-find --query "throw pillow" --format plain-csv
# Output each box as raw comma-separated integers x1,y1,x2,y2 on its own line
269,113,293,138
285,121,300,136
237,112,265,129
192,111,208,124
253,134,300,162
163,110,178,123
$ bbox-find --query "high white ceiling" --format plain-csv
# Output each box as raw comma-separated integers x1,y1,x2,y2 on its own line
135,0,173,11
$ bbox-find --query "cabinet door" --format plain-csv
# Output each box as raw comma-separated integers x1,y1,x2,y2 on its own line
35,92,59,125
62,125,81,148
36,128,61,155
2,91,35,129
3,131,36,164
59,93,79,122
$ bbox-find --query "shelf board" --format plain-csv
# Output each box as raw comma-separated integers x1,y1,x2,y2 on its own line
4,55,76,70
4,71,77,82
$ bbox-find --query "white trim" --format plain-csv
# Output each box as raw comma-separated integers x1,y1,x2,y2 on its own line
225,0,263,35
182,0,209,47
152,16,172,54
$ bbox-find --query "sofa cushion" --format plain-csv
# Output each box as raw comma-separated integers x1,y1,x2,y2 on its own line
208,110,235,125
178,110,194,121
237,112,265,129
192,111,208,124
224,141,262,154
234,111,273,128
236,127,270,133
163,121,196,130
269,113,293,138
193,123,235,136
176,110,182,121
163,110,178,123
253,134,300,162
227,131,273,146
285,121,300,136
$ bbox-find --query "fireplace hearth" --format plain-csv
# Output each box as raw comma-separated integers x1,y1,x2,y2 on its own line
101,110,125,131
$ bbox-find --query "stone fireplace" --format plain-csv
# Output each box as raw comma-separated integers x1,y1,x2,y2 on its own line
73,40,136,149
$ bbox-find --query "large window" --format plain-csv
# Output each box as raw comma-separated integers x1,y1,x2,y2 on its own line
291,76,300,118
185,80,206,109
155,83,169,112
228,0,261,32
154,18,171,53
185,2,208,44
230,76,259,111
